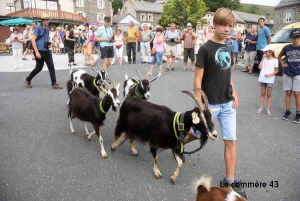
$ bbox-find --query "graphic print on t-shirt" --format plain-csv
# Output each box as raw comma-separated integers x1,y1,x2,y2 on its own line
215,47,231,70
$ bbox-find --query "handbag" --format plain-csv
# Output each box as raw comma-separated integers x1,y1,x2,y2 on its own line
151,45,156,56
116,44,122,49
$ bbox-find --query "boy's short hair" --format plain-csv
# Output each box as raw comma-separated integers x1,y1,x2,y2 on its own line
213,8,236,26
258,17,265,22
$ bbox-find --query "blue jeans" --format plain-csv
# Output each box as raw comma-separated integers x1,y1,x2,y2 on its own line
150,51,163,66
192,100,236,140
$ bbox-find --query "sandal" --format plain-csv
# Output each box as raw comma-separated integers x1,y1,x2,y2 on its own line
257,108,263,114
84,63,91,66
267,110,272,117
91,63,96,66
73,63,77,66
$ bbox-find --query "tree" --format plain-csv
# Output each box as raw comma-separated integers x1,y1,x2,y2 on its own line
112,0,123,15
203,0,241,12
158,0,208,28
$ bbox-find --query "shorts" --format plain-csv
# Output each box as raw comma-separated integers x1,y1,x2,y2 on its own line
191,100,236,140
84,44,92,54
166,45,177,57
150,51,163,66
100,46,114,59
283,74,300,92
244,50,256,67
25,41,32,50
183,48,195,62
259,82,274,88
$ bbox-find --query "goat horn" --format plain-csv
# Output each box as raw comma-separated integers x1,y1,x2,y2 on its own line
135,69,143,80
106,66,112,72
102,80,111,89
91,68,98,73
97,63,101,70
146,69,149,80
193,88,209,108
182,90,204,111
112,78,116,88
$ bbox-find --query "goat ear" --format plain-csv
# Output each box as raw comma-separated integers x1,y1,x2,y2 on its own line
192,112,200,124
150,77,158,83
116,83,120,90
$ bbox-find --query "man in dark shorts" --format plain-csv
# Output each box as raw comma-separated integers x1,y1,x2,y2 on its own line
22,24,35,60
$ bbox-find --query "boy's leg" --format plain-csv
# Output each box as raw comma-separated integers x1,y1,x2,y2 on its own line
224,140,236,179
285,90,292,109
295,91,300,111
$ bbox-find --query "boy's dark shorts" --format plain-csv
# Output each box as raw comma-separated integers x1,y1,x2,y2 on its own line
100,46,114,59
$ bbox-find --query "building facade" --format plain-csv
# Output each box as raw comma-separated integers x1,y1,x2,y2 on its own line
74,0,113,26
274,0,300,33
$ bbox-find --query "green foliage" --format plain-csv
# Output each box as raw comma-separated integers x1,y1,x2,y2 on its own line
158,0,208,28
237,4,275,19
203,0,241,12
112,0,123,15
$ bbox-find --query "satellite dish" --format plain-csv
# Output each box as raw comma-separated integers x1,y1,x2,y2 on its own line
10,27,14,32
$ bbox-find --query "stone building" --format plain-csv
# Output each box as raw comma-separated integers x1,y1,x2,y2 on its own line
274,0,300,33
121,0,164,28
74,0,113,26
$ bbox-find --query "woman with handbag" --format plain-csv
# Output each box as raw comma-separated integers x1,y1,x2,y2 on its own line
148,27,165,77
65,25,77,67
113,28,125,65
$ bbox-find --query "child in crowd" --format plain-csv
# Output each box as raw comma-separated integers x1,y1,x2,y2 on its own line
256,45,279,117
278,29,300,123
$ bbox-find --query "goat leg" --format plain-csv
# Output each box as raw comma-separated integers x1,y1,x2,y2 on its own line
129,139,138,156
151,148,162,179
87,131,95,141
170,149,184,185
111,132,128,150
99,132,107,158
69,117,76,134
82,121,89,136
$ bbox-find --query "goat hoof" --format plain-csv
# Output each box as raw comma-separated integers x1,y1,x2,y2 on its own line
130,150,139,156
170,176,177,185
85,132,89,137
71,130,76,134
154,171,163,179
111,145,115,150
102,154,108,158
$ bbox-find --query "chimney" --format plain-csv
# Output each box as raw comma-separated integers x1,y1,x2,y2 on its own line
118,8,120,15
266,13,270,21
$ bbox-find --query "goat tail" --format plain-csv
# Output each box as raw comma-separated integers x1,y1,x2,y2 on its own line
66,80,73,96
194,174,212,193
125,73,128,80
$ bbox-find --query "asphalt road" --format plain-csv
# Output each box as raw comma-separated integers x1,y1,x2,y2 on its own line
0,52,299,201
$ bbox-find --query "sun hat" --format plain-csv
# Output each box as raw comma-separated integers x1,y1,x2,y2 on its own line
186,23,192,27
261,44,277,53
41,13,50,20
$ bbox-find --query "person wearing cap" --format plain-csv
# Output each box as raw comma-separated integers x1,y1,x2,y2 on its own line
10,26,25,70
256,17,271,64
125,21,138,64
82,23,95,66
256,44,279,117
182,23,196,71
278,29,300,123
23,13,63,89
94,16,114,74
140,24,153,64
164,23,181,71
113,28,125,65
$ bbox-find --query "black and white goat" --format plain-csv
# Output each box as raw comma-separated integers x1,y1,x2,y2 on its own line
68,80,121,158
123,69,157,99
111,89,218,184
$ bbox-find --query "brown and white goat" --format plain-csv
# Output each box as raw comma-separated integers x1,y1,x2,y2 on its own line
68,80,121,158
111,89,218,184
195,175,246,201
123,69,157,100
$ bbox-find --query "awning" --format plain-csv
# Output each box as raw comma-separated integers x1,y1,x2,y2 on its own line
0,18,33,26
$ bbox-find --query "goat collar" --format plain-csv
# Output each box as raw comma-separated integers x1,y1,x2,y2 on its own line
135,85,143,98
173,112,186,153
99,101,107,114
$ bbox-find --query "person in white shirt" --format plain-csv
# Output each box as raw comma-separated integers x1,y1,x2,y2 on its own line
10,27,25,70
256,45,279,117
113,28,125,65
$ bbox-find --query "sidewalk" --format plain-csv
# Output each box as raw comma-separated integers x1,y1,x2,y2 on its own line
0,52,99,72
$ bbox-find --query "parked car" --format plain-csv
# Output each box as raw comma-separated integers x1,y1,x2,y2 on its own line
254,22,300,75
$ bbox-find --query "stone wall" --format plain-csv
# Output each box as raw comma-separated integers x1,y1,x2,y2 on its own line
274,5,300,33
135,12,161,28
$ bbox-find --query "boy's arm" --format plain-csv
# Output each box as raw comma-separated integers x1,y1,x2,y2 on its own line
194,67,204,102
278,48,288,67
230,78,238,109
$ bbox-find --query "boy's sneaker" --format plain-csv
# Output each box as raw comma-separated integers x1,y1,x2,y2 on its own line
282,110,293,120
51,84,63,89
292,113,300,124
222,178,248,200
23,78,32,88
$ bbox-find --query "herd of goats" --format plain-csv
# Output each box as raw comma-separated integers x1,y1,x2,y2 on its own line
66,65,247,200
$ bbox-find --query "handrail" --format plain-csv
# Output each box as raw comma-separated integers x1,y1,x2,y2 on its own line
6,8,87,23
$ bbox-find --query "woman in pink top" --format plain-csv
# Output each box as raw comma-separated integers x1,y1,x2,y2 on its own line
203,24,214,43
148,27,165,77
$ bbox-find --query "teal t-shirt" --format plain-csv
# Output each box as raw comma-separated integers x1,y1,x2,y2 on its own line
95,26,113,47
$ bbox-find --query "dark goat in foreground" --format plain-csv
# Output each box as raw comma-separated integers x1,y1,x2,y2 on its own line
111,89,218,184
123,69,157,99
195,175,246,201
68,80,121,158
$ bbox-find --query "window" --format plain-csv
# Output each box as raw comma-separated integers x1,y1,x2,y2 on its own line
148,14,153,22
23,0,31,9
77,0,84,6
97,13,105,22
140,14,146,21
97,0,105,9
47,2,57,10
77,12,85,17
286,11,292,22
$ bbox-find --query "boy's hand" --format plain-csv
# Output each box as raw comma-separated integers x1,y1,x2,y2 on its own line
232,92,238,109
282,63,288,67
